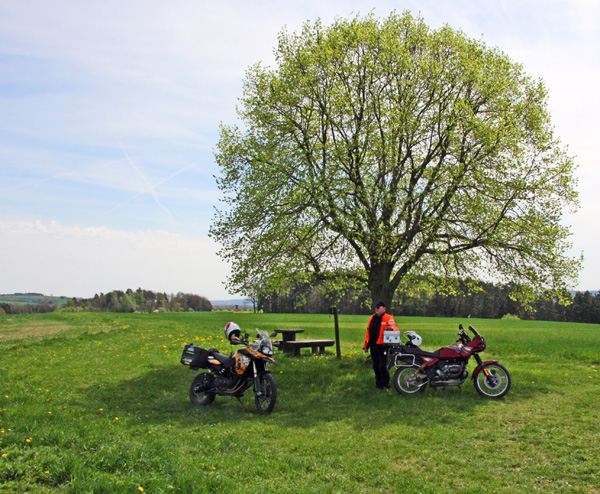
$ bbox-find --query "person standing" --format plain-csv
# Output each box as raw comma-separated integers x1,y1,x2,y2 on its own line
363,301,399,389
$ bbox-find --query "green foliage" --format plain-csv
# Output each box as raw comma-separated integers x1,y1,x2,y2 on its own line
1,312,599,493
62,289,212,313
254,275,600,324
212,11,581,308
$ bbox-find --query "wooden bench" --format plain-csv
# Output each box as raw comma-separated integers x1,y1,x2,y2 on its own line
284,339,335,357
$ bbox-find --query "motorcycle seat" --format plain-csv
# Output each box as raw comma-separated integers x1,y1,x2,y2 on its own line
401,345,441,359
212,352,234,367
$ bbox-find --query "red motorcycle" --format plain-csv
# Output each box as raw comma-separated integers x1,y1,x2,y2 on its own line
387,324,511,398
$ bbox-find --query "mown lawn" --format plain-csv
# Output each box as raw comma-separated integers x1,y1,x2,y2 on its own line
0,311,599,493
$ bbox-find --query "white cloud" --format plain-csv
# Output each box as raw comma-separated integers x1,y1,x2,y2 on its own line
0,220,231,298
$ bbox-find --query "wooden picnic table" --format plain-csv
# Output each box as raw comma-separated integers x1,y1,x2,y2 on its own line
274,328,305,348
274,328,334,356
284,339,335,356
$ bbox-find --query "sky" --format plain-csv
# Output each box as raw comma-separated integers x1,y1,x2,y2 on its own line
1,0,599,299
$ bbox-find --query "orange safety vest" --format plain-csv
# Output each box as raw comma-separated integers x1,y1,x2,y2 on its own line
363,313,399,348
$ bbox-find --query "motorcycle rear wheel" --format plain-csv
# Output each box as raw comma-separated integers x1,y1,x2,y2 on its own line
254,372,277,413
190,373,216,406
393,365,427,395
473,363,511,398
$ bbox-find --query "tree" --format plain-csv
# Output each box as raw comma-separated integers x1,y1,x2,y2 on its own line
211,11,581,308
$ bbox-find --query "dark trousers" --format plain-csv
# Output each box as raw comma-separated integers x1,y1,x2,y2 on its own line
370,345,390,388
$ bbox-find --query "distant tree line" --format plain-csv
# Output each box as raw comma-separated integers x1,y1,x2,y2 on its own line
254,276,600,324
0,302,57,315
62,289,212,313
0,289,212,314
2,283,599,323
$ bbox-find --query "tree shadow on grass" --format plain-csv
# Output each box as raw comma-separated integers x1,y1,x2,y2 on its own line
76,355,548,430
269,356,546,429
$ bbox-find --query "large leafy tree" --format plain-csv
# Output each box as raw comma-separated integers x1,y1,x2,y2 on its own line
211,12,581,308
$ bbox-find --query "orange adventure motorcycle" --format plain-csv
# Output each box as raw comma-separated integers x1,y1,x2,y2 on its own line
180,323,277,413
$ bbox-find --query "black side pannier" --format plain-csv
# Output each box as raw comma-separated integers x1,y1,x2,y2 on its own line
180,344,210,369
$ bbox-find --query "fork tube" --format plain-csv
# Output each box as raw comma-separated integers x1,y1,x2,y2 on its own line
253,361,260,395
474,354,490,376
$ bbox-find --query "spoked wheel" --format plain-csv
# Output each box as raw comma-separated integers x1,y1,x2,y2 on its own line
254,372,277,413
189,373,216,406
473,363,511,398
393,365,427,395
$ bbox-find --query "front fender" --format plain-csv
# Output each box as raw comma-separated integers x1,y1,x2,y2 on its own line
472,360,499,379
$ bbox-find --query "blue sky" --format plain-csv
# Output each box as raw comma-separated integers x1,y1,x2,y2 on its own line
1,0,599,299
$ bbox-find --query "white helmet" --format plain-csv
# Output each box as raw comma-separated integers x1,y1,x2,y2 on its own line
404,331,422,347
224,322,241,342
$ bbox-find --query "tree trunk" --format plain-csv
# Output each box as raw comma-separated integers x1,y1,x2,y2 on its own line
368,264,396,311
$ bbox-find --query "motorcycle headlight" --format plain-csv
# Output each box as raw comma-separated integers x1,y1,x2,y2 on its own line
261,345,274,356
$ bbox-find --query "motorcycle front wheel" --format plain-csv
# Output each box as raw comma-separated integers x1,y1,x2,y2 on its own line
254,372,277,413
190,373,216,406
473,363,511,398
393,365,427,395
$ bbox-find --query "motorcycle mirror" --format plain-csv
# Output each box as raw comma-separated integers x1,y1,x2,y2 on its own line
459,324,464,330
270,331,277,338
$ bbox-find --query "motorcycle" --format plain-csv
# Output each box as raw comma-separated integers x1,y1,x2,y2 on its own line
386,324,511,398
180,328,278,413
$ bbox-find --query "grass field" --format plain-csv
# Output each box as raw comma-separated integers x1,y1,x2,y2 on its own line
0,311,599,493
0,294,69,308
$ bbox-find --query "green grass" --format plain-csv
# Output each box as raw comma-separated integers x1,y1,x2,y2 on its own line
0,294,69,308
0,312,599,493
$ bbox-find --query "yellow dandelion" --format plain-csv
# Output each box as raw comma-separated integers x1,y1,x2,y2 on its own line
138,488,144,492
26,438,31,443
44,471,49,474
115,417,119,421
99,408,103,411
2,453,7,457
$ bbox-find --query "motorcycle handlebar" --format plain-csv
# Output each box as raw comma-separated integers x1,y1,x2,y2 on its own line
457,330,470,343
